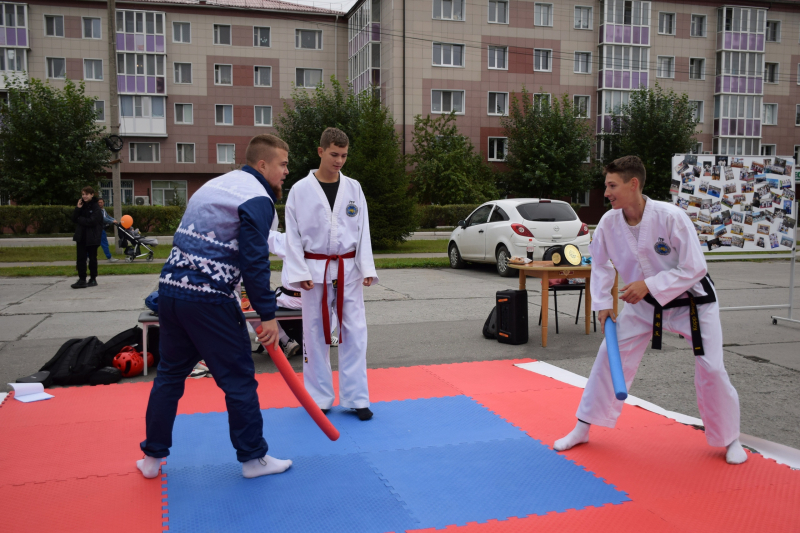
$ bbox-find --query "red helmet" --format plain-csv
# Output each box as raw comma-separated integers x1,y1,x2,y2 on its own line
113,346,143,378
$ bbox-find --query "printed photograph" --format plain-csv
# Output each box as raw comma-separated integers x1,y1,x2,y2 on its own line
710,201,722,213
757,236,765,248
721,210,732,225
723,182,737,194
698,181,709,194
689,195,702,208
742,182,754,193
733,194,745,205
770,233,779,249
731,157,745,168
724,167,735,181
688,211,698,221
752,211,766,223
701,224,715,235
732,235,745,248
712,166,721,180
784,200,793,215
751,161,765,174
741,172,755,183
742,203,753,212
701,198,712,210
756,184,771,196
681,182,695,195
744,233,755,242
783,215,796,229
774,208,785,219
708,237,721,250
715,156,729,166
711,213,723,225
757,223,771,235
784,189,796,201
684,154,698,166
785,164,794,177
773,194,782,206
765,212,774,224
677,197,689,210
744,214,754,225
714,225,727,237
670,179,680,195
703,161,713,176
759,199,773,209
731,211,744,223
731,224,744,235
721,195,733,208
692,165,702,178
675,161,689,174
682,170,695,183
767,178,780,189
755,174,767,183
781,236,794,248
780,178,792,189
720,236,732,247
699,213,712,224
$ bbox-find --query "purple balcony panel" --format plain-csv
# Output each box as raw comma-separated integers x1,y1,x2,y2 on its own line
641,27,649,45
723,76,731,92
715,76,722,93
614,70,622,88
135,34,145,52
721,119,729,136
615,25,623,43
598,70,603,89
116,33,124,51
754,120,760,136
156,35,164,53
156,77,165,93
146,35,155,52
641,72,648,87
372,23,380,41
604,116,612,132
749,34,756,51
623,71,631,89
16,28,26,47
738,119,744,135
606,25,614,43
605,70,613,88
732,33,739,50
126,76,135,92
757,34,764,51
714,119,719,136
717,32,723,49
6,27,16,45
146,76,155,93
724,32,731,49
746,120,752,136
633,26,640,44
136,76,145,93
632,72,639,88
739,77,747,93
747,77,755,93
599,25,605,43
624,26,631,43
756,78,762,93
126,34,134,51
117,77,125,93
0,29,5,45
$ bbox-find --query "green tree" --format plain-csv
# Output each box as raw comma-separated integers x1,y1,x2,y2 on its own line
276,78,416,247
501,88,594,199
0,77,110,205
408,112,498,205
598,83,699,200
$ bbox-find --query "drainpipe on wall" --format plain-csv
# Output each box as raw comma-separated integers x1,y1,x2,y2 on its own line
335,14,338,78
402,0,406,155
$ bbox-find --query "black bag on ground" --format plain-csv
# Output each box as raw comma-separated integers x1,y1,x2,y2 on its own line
97,326,143,367
16,371,53,388
483,306,498,339
89,366,123,385
40,337,105,386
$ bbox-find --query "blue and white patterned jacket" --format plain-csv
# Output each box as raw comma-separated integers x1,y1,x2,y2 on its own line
159,165,277,321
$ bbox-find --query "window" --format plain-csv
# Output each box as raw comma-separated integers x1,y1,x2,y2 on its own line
174,62,191,84
296,68,322,88
715,51,763,77
433,0,464,21
605,0,650,26
574,95,590,118
174,103,193,124
488,46,506,69
689,100,704,123
46,57,65,78
489,206,509,222
116,53,164,77
760,144,776,156
797,105,800,126
176,143,195,163
115,10,165,35
764,62,778,83
575,6,592,29
713,95,762,120
763,103,777,125
214,64,232,85
431,90,464,114
534,3,552,26
690,14,705,37
254,66,271,86
534,49,551,71
217,144,235,164
573,190,590,206
533,93,550,111
215,104,233,125
433,43,464,67
120,95,165,117
45,15,63,37
795,145,800,162
765,20,780,42
601,45,649,72
152,181,186,205
84,59,103,80
173,22,190,43
488,0,508,24
255,105,272,126
488,138,507,161
658,12,675,34
94,100,105,122
1,5,26,29
83,17,101,38
602,90,630,114
689,58,705,80
0,49,25,72
574,52,591,74
213,24,231,45
129,142,160,163
657,56,674,78
296,29,322,49
254,26,270,47
100,179,134,206
689,143,702,155
488,92,508,115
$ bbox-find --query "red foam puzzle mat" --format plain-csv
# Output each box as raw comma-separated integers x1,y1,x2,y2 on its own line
1,359,798,533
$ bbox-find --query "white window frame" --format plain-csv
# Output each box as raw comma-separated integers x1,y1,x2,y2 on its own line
172,21,190,43
295,67,323,88
214,63,232,86
573,190,590,205
657,56,675,78
151,180,187,205
488,0,508,24
534,3,553,26
534,49,552,72
82,17,102,39
254,105,272,126
574,95,590,118
295,29,323,50
176,143,195,164
254,65,272,87
432,42,465,67
174,103,193,125
762,103,778,125
254,26,270,47
765,20,780,42
533,92,551,111
796,104,800,126
764,62,779,83
129,142,161,163
690,14,706,37
488,46,507,70
213,24,231,45
689,57,705,80
574,51,592,74
1,48,26,73
173,62,192,84
487,137,507,161
689,100,704,123
658,12,675,35
487,91,508,116
431,89,465,114
689,142,703,155
215,104,234,126
574,6,592,30
760,144,776,156
794,145,800,161
217,143,235,164
46,57,66,79
94,100,105,122
432,0,465,21
83,58,103,81
44,14,64,37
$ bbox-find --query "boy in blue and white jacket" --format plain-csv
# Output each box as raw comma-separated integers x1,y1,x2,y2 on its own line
137,134,293,480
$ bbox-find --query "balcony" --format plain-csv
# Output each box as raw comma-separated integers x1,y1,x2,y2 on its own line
0,26,26,47
716,32,764,52
598,70,648,90
599,24,649,46
713,119,761,138
714,75,762,95
119,95,167,137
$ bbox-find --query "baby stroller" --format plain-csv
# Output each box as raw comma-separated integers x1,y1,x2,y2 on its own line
117,224,158,262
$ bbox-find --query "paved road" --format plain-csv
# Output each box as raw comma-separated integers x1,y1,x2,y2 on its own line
1,261,798,449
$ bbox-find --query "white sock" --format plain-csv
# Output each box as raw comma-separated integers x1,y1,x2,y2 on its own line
136,456,162,479
242,455,293,478
726,439,748,465
554,420,591,451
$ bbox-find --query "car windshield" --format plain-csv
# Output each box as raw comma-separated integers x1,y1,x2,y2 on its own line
516,202,577,222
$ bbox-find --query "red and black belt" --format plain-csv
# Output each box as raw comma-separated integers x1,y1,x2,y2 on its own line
304,250,356,345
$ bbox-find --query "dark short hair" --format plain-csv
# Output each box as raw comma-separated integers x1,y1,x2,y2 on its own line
245,134,289,165
82,186,95,195
320,127,349,150
604,155,646,191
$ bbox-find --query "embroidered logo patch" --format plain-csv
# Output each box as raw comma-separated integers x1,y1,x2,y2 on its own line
654,238,671,256
346,201,358,217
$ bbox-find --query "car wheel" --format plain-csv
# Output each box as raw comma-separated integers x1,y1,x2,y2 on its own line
496,245,515,277
449,242,466,269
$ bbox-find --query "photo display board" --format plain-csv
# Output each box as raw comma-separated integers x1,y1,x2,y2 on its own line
671,154,797,252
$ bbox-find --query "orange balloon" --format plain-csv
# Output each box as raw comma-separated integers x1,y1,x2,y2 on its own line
120,215,133,229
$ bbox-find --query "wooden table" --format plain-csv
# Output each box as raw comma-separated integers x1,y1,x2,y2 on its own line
509,261,619,348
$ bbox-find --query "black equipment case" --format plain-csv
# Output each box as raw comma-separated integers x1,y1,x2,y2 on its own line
495,290,528,345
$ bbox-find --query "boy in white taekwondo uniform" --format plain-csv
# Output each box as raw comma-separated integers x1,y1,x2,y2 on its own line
554,156,747,465
284,127,378,421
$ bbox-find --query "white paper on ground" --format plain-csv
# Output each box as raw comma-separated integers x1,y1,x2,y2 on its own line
8,382,54,403
515,361,800,469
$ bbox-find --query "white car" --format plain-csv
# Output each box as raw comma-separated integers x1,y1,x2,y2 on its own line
448,199,591,276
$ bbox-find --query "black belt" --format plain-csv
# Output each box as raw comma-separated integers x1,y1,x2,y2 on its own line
276,286,302,298
642,274,716,356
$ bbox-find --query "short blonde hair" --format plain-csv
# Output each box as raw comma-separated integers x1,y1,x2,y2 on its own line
320,127,349,150
245,134,289,165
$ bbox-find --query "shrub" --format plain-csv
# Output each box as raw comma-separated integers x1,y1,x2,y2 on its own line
0,205,184,235
415,204,480,229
